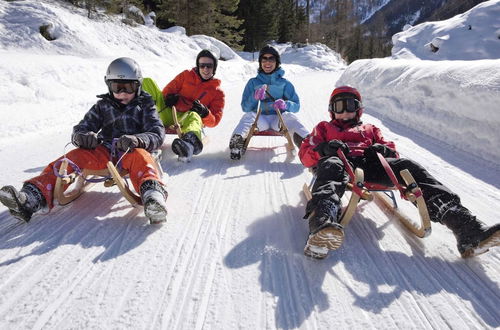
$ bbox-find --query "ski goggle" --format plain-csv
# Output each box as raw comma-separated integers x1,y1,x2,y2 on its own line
261,55,276,63
199,63,214,69
108,80,139,94
329,97,362,114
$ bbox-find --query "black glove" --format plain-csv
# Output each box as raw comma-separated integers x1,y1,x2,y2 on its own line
190,100,209,118
313,139,350,158
164,93,179,107
364,143,397,159
72,131,99,150
116,134,140,152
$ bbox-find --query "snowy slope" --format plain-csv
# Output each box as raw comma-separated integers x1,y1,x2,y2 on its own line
0,1,499,329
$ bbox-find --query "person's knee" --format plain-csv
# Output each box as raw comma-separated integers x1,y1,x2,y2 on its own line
316,156,346,180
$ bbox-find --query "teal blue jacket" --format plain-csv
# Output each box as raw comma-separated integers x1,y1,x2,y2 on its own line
241,68,300,115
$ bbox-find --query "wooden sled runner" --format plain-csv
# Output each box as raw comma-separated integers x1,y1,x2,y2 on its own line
54,149,163,208
303,150,431,239
165,105,183,137
165,105,208,144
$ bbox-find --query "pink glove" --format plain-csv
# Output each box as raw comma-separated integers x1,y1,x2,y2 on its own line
253,85,267,100
273,99,287,111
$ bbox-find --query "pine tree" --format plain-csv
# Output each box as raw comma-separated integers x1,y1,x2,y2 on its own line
156,0,242,49
212,0,244,50
237,0,279,52
277,0,296,43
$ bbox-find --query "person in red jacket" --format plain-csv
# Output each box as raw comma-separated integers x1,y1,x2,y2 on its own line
142,49,225,162
299,85,499,259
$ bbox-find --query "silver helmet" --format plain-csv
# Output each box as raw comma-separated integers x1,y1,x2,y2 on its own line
104,57,143,95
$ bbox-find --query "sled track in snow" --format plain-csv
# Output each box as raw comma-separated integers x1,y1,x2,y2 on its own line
0,71,499,329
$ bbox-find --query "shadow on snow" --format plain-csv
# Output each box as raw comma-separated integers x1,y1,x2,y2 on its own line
224,200,499,329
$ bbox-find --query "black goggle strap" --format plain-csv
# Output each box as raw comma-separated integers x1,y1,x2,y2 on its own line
329,98,361,113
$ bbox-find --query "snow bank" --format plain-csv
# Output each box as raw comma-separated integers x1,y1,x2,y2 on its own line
391,0,500,60
238,42,345,71
190,35,242,61
337,58,500,165
337,0,500,165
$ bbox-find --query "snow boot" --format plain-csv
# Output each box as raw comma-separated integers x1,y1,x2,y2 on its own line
304,199,344,259
441,205,500,258
140,180,168,224
172,131,203,162
229,134,245,160
0,184,46,222
293,132,304,149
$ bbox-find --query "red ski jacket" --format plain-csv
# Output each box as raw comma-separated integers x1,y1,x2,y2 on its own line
162,68,225,128
299,119,398,168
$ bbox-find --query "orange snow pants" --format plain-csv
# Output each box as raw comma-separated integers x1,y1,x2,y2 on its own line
26,146,164,208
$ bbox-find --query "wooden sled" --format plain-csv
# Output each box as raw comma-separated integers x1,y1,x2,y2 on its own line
302,150,431,238
242,100,295,155
54,149,163,207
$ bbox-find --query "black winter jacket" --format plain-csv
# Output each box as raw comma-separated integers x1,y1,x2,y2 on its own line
72,92,165,152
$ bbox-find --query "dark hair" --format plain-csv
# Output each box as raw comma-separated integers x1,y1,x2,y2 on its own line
258,45,281,72
196,49,218,74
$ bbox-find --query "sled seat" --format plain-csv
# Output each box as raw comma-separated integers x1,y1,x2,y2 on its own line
252,129,284,137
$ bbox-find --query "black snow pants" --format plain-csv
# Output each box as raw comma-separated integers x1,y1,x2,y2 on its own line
305,155,462,223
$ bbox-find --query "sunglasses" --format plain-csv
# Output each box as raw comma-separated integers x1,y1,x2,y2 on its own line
109,81,139,94
199,63,214,69
261,56,276,63
329,98,362,114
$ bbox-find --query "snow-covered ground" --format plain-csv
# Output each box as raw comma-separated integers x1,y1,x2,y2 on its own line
0,1,498,329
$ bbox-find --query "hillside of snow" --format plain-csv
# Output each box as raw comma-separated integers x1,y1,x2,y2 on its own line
338,0,500,166
0,1,499,329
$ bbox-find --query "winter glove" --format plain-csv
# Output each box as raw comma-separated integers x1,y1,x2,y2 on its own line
364,143,397,159
190,100,210,118
164,93,179,107
313,139,350,158
253,85,267,100
72,131,99,150
273,99,287,112
116,134,140,152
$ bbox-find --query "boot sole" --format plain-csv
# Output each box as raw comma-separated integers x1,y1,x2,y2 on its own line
144,201,168,225
172,140,188,158
230,148,242,160
0,186,31,222
0,186,22,212
304,226,344,259
461,230,500,258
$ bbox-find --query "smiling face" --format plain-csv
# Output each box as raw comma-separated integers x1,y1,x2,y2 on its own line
260,53,277,74
113,91,135,104
334,110,357,122
198,56,215,80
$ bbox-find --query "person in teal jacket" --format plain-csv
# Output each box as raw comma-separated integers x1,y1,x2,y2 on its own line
229,45,309,160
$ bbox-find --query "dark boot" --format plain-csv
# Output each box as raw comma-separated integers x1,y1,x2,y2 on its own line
293,132,304,149
304,199,344,259
229,134,245,160
0,184,46,222
172,131,203,161
140,180,168,224
441,205,500,258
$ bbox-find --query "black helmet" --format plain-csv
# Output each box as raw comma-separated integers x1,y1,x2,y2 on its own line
258,45,281,72
196,49,218,75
